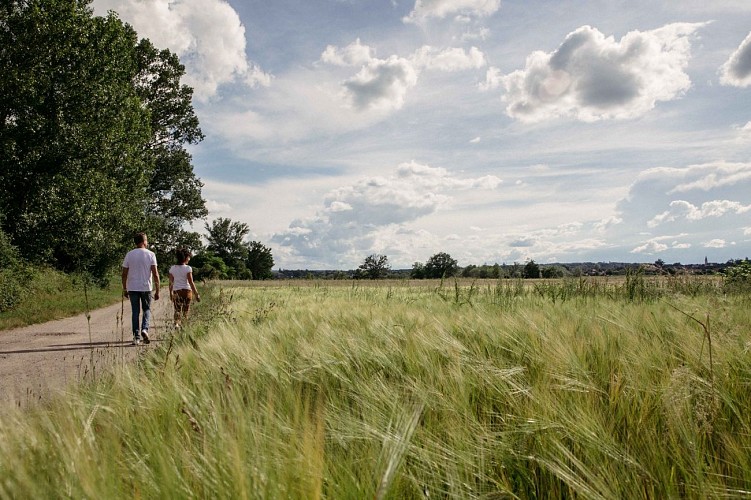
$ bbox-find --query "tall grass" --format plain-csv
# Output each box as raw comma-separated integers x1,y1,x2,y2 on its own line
0,279,750,498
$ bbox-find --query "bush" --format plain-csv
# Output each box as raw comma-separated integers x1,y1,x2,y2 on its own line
723,259,751,293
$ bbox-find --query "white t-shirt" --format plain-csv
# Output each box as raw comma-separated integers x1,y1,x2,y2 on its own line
122,248,158,292
169,264,193,291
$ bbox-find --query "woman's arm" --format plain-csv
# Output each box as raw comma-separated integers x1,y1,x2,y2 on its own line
168,273,175,298
187,272,200,302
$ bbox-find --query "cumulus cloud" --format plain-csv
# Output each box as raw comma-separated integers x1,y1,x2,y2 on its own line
631,240,669,254
704,239,728,248
321,41,486,111
499,23,705,122
648,200,751,227
403,0,501,23
720,32,751,87
272,161,501,264
320,38,374,66
92,0,271,101
610,162,751,260
343,56,419,111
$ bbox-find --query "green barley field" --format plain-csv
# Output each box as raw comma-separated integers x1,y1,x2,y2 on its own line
1,276,750,498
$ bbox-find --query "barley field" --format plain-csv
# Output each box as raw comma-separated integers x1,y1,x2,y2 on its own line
1,277,750,498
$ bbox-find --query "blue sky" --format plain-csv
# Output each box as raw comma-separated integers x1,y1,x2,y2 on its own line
92,0,751,269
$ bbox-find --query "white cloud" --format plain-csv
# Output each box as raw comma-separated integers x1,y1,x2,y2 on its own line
720,31,751,87
704,239,727,248
322,42,485,112
272,161,501,266
666,162,751,193
648,200,751,227
92,0,271,101
744,227,751,236
343,55,419,111
320,38,375,66
205,199,232,213
479,66,502,91
500,23,705,122
631,240,668,254
403,0,501,23
412,46,486,71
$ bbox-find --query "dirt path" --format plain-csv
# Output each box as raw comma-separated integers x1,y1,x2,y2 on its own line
0,294,172,409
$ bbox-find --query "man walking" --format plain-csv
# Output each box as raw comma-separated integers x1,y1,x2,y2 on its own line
122,232,160,345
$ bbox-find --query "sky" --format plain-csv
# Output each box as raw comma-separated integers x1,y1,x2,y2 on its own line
90,0,751,269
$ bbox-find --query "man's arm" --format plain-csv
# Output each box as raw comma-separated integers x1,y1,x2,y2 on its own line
151,265,160,300
121,267,129,297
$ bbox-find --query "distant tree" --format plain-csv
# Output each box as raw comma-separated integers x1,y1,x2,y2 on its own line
205,218,250,270
357,254,390,279
424,252,458,279
491,263,501,279
461,264,476,278
523,260,541,279
190,252,229,281
411,262,426,279
541,265,566,279
245,241,274,280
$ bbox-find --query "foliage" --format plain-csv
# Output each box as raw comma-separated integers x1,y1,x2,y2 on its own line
356,254,390,279
202,218,274,280
245,241,274,280
0,280,749,497
204,218,249,271
723,259,751,293
0,0,205,281
410,261,426,279
189,252,230,281
523,259,541,279
423,252,458,279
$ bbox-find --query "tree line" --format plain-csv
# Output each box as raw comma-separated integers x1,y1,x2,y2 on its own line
0,0,274,298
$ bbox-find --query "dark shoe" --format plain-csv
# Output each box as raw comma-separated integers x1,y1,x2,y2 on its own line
132,337,141,346
141,331,151,344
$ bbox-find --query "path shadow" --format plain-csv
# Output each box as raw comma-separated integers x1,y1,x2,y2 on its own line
0,340,160,355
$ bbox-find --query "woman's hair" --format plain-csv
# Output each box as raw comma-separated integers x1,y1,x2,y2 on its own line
175,248,192,264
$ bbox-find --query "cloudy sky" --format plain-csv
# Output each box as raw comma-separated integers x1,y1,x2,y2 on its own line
91,0,751,269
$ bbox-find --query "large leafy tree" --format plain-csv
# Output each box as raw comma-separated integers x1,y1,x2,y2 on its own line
424,252,458,279
245,241,274,280
203,218,275,280
0,0,205,280
357,254,390,279
205,218,250,269
134,39,207,261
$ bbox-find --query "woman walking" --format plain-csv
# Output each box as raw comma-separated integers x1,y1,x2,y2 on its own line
169,248,201,328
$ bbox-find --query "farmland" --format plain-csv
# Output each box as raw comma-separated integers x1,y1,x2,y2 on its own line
1,276,750,498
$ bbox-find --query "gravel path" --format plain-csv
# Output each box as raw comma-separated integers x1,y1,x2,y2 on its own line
0,294,172,409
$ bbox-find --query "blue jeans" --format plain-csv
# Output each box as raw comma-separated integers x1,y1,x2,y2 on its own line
129,291,152,338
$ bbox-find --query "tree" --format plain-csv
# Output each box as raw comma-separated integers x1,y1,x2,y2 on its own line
0,1,205,281
410,262,426,279
357,254,390,279
205,218,250,271
245,241,274,280
190,252,229,281
424,252,458,279
134,39,207,257
523,260,541,279
203,218,274,280
0,0,151,278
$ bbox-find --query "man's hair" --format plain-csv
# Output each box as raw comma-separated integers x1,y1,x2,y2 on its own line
175,248,192,264
134,232,147,246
